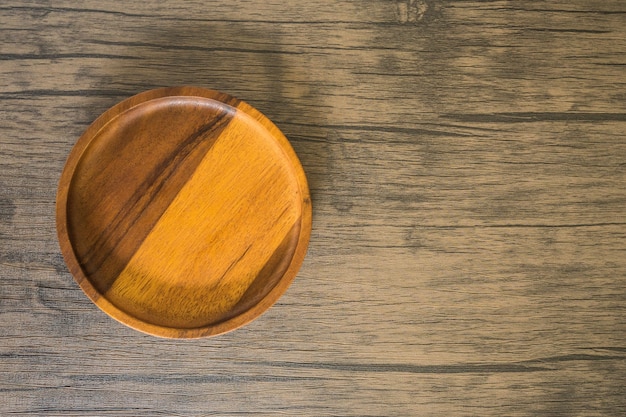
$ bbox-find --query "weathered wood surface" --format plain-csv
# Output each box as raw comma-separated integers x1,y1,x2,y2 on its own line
1,0,625,415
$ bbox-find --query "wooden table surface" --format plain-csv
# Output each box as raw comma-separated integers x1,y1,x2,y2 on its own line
1,1,625,415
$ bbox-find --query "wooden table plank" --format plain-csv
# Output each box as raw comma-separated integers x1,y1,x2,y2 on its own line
1,0,625,415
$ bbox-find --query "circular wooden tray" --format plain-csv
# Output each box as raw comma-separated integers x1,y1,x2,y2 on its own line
56,87,312,338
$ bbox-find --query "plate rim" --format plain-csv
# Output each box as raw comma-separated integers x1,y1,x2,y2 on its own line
56,86,312,338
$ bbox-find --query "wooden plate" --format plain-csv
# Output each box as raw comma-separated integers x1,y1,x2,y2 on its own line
56,87,312,338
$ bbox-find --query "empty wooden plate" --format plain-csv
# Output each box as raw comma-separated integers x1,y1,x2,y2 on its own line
56,87,312,338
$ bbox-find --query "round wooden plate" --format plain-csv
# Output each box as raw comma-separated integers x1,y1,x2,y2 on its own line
56,87,312,338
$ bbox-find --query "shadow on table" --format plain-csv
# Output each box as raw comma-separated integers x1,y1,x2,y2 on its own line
84,21,328,205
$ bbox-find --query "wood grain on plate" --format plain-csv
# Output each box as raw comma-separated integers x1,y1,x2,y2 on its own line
56,87,312,337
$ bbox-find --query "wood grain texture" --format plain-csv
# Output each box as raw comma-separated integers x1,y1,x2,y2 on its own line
1,0,625,415
57,87,311,337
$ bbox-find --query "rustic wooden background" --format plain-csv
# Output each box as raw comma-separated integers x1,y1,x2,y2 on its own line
1,1,625,415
